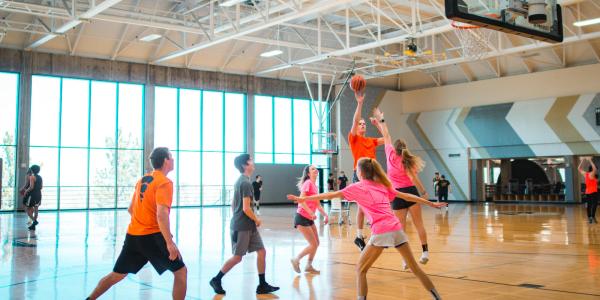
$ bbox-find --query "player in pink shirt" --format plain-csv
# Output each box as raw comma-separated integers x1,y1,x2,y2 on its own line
288,158,445,300
372,108,433,267
290,165,329,274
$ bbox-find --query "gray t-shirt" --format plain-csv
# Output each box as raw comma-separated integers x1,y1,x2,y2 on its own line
231,175,257,231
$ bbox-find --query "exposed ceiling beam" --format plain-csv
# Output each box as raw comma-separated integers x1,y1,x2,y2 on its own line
26,0,122,50
153,0,363,64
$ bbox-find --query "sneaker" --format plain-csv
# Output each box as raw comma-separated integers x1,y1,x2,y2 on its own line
291,258,301,273
419,251,429,264
209,277,226,295
256,210,261,216
304,265,320,274
28,224,36,231
256,283,279,294
590,217,594,224
354,237,366,251
32,220,39,226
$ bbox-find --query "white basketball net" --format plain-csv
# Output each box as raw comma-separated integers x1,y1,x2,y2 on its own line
452,22,493,60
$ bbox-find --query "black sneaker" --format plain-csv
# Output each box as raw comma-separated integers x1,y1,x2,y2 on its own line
256,283,279,294
32,220,39,226
28,224,36,231
210,277,226,295
590,217,594,224
354,237,366,251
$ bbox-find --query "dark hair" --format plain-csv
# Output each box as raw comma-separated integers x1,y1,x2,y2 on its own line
149,147,171,169
441,175,446,179
256,175,261,179
29,165,40,174
589,166,594,172
329,173,333,176
297,165,313,191
234,154,252,173
435,172,439,174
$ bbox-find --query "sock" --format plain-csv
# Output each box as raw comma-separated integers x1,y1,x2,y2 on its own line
357,229,364,238
259,273,266,285
357,296,366,300
430,288,441,300
215,271,225,281
307,259,313,267
422,244,429,252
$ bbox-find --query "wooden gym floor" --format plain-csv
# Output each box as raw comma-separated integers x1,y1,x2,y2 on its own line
0,203,598,299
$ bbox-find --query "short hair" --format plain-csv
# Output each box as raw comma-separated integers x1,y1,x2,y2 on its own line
589,166,594,172
329,173,333,176
441,175,446,179
29,165,40,174
149,147,171,169
234,154,251,173
256,175,261,179
435,172,440,174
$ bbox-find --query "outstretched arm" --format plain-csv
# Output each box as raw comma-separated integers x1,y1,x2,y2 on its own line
288,191,344,203
396,191,446,208
350,92,364,135
371,108,391,145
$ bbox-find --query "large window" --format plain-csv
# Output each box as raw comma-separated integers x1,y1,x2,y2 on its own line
154,87,246,206
29,75,144,210
0,72,19,210
254,96,329,168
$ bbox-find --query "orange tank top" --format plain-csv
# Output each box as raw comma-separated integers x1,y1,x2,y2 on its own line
585,172,598,194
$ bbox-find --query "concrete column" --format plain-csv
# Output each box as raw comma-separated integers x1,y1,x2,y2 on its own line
143,83,155,173
15,51,32,211
500,159,512,194
565,155,579,203
246,76,255,157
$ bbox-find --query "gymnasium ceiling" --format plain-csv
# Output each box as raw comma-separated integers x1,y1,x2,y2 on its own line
1,0,599,91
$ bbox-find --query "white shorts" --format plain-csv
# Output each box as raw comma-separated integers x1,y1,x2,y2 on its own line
369,230,408,248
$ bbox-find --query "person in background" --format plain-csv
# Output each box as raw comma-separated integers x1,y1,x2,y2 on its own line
579,157,598,224
252,175,263,215
436,175,451,203
338,171,348,190
327,173,336,192
432,172,441,200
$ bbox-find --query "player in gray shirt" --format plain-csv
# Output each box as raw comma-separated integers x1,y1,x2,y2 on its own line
209,154,279,295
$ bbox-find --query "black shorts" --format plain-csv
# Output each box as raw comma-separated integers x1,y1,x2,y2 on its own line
254,193,261,201
113,233,185,275
392,186,419,210
23,192,41,208
294,213,314,228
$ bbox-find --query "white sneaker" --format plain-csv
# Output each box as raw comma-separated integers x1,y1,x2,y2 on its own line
256,210,261,216
291,258,301,273
419,251,429,264
402,260,409,270
305,265,320,274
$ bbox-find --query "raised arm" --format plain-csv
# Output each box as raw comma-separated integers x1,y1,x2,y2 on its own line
288,191,344,203
350,92,364,135
372,108,392,145
396,191,446,208
589,158,597,174
578,159,586,175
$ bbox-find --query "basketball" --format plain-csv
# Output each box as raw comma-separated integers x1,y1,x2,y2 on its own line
350,75,366,93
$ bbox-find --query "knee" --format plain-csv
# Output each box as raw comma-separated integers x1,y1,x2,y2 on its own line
174,266,187,279
232,255,243,263
355,265,369,276
108,272,127,283
257,249,266,258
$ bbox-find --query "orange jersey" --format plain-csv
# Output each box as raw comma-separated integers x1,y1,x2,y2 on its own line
127,170,174,236
585,172,598,194
349,133,379,170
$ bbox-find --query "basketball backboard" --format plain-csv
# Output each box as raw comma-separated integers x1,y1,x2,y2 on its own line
446,0,563,43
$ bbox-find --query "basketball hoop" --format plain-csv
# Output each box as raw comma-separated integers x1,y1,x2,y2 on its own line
451,21,493,60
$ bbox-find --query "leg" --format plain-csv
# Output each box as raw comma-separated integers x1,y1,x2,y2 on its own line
220,255,243,274
294,226,319,262
395,243,440,299
356,244,384,298
88,272,127,300
26,207,34,220
172,266,187,300
356,208,365,232
33,206,39,221
354,207,367,250
408,205,430,263
308,225,320,261
257,248,266,274
393,208,409,228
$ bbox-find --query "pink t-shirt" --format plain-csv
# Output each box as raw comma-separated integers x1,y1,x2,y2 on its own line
385,144,414,189
297,180,319,219
341,180,402,234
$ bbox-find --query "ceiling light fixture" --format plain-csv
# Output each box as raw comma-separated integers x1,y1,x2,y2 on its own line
139,34,162,42
219,0,245,7
574,17,600,27
260,49,283,57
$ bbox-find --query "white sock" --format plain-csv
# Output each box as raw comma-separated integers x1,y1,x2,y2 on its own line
357,296,366,300
307,259,313,267
357,229,364,238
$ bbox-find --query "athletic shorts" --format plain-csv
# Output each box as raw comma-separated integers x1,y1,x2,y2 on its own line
392,186,419,210
255,194,261,201
294,213,314,228
231,229,264,256
23,192,41,208
113,233,185,275
369,230,408,248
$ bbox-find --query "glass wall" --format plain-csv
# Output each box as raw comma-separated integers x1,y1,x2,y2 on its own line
0,72,19,211
29,75,144,210
154,87,245,206
254,96,329,168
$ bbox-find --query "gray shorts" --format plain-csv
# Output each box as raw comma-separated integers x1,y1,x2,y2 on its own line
231,229,264,256
369,230,408,248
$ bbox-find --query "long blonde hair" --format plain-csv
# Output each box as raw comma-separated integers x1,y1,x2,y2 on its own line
357,158,392,189
394,139,424,173
297,165,313,191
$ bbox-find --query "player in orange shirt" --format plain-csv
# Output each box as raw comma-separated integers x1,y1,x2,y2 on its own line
86,147,187,300
348,91,384,251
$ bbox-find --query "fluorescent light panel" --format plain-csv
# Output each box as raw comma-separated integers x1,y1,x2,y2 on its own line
139,34,162,42
574,17,600,27
219,0,244,7
260,49,283,57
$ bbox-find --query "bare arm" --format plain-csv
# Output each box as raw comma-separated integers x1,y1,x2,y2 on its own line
396,191,447,208
288,191,344,202
350,93,364,135
24,176,35,193
589,158,597,174
157,204,180,260
372,109,392,145
243,196,261,226
298,191,315,218
316,203,329,224
408,169,429,199
578,159,586,175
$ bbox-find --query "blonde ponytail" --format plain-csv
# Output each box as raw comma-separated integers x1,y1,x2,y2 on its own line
357,157,392,189
394,139,424,173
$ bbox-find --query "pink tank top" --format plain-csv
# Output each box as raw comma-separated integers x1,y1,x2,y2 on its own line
385,144,415,189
